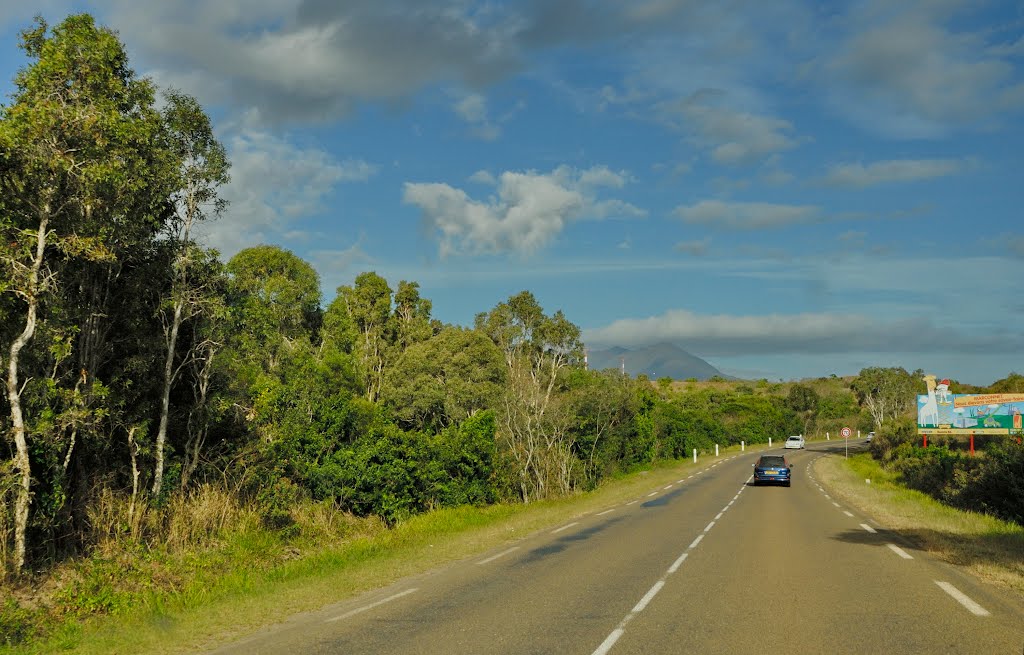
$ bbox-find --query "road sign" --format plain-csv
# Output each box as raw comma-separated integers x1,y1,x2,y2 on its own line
841,426,852,438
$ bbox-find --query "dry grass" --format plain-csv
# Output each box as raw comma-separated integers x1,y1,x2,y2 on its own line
814,453,1024,594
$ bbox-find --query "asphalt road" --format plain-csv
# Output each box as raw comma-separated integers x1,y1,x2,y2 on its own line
213,443,1024,654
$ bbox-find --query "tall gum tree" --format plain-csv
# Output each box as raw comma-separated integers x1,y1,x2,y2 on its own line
0,15,163,572
151,91,229,497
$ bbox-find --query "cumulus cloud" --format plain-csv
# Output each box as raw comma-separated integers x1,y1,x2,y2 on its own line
822,3,1024,137
403,166,646,256
822,158,971,187
673,200,820,230
583,309,1018,356
198,120,377,257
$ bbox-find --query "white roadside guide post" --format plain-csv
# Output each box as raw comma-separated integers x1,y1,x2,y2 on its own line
827,431,830,441
769,437,772,448
741,440,745,452
692,449,697,464
715,444,719,457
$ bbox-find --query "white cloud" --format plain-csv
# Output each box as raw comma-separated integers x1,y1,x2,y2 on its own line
198,120,377,257
674,238,711,256
673,200,820,229
822,158,971,187
403,166,646,256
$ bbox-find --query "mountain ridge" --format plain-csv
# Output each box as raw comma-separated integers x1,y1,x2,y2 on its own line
585,342,726,380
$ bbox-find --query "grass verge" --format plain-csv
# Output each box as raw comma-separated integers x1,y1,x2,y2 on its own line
0,446,752,655
814,452,1024,594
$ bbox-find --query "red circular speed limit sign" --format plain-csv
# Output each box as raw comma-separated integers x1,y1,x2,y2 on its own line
841,427,852,438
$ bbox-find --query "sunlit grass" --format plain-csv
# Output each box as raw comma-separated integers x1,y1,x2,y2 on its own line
815,453,1024,594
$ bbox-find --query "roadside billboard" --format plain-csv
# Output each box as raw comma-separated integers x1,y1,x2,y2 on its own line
917,391,1024,435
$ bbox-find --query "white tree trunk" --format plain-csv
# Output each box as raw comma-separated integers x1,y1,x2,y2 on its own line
152,300,183,496
6,212,48,572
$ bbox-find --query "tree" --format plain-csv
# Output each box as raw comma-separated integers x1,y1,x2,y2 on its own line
338,272,393,402
476,291,583,501
382,326,505,432
850,367,921,429
0,15,166,572
151,91,229,497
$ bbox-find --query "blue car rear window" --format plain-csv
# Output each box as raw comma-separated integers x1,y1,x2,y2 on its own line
759,457,786,467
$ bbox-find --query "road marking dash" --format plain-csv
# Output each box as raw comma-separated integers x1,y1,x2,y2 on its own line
632,581,665,613
843,511,854,517
689,535,704,549
664,485,673,490
626,500,638,506
326,588,418,622
647,491,658,497
477,547,519,565
592,628,624,655
668,552,688,573
860,523,877,534
832,502,841,508
715,512,723,520
934,581,990,616
552,522,579,534
887,543,913,559
704,521,715,532
597,508,615,516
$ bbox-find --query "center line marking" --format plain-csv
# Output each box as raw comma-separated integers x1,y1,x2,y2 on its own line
887,543,914,559
592,628,624,655
860,523,877,534
632,581,665,613
668,552,688,573
704,521,715,532
934,581,990,616
689,535,704,549
714,512,723,520
477,547,519,565
326,588,418,622
552,522,579,534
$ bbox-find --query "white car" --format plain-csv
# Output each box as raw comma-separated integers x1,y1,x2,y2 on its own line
784,435,805,449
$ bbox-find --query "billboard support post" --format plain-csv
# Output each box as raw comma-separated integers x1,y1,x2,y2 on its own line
969,433,975,456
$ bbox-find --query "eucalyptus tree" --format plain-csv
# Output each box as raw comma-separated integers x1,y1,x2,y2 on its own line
151,91,229,497
0,15,168,572
475,291,583,501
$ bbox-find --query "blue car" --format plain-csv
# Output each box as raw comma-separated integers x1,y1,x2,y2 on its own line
753,455,792,487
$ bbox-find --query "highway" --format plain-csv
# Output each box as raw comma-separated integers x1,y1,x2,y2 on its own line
213,444,1024,654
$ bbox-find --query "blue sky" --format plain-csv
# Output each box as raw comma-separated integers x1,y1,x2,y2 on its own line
1,1,1022,384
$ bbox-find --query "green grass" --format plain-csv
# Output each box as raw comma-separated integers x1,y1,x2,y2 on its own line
814,453,1024,594
1,445,758,655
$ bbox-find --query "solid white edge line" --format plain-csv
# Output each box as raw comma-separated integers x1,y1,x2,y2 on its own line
934,581,991,616
477,546,519,565
592,628,625,655
597,508,615,516
887,543,914,559
668,552,689,573
552,522,580,534
632,581,665,613
689,535,704,549
860,523,877,534
326,588,418,622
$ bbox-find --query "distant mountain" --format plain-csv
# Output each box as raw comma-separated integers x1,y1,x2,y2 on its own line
585,343,726,380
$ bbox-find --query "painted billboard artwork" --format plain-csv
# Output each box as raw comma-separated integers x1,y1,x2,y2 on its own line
917,388,1024,434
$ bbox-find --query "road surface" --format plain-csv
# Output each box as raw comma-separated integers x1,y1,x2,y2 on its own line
213,443,1024,654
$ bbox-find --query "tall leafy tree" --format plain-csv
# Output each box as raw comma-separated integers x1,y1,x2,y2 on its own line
851,367,922,428
0,15,166,571
151,91,229,496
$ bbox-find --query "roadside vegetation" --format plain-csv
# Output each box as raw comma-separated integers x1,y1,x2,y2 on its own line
1,12,1022,653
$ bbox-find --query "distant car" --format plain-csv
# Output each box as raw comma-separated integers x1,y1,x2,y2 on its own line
784,435,805,449
866,432,875,443
753,455,792,486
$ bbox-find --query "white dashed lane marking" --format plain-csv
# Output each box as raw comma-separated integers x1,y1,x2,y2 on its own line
935,581,991,616
597,509,615,516
552,522,579,534
325,588,418,622
860,523,877,534
887,544,914,560
477,547,519,565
